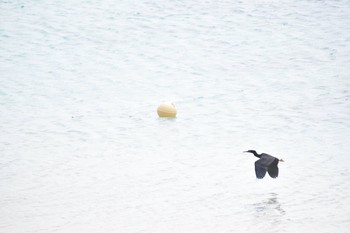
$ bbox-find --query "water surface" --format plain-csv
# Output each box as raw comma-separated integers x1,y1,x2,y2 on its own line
1,0,350,232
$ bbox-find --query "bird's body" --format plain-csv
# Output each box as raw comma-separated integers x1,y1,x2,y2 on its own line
244,150,284,179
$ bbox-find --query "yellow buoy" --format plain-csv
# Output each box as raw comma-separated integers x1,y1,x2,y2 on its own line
157,102,177,117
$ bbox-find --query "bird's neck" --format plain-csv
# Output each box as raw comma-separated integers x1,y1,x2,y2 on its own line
253,151,261,158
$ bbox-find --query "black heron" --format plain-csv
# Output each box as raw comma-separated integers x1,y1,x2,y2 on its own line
244,150,284,179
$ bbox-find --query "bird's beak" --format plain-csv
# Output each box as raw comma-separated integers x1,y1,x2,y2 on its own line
243,151,248,153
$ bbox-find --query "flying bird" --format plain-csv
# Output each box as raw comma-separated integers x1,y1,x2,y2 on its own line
244,150,284,179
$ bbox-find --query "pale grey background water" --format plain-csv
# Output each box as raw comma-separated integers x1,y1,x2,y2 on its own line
1,0,350,232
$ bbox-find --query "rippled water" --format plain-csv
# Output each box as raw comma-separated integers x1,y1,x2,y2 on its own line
1,0,350,232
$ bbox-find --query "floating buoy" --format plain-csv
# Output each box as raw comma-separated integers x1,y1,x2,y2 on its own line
157,102,177,117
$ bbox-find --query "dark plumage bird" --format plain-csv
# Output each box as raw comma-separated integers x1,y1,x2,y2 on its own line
244,150,284,179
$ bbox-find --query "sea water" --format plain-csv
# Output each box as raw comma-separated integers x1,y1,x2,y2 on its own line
1,0,350,232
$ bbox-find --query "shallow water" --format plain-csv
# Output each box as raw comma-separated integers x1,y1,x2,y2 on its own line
1,0,350,232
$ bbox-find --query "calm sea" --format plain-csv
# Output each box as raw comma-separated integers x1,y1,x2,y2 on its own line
1,0,350,232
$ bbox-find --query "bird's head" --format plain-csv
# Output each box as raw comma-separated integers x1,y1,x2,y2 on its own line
243,150,256,154
243,150,260,158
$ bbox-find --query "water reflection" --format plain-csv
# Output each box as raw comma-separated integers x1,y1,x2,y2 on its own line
254,193,285,216
251,193,286,232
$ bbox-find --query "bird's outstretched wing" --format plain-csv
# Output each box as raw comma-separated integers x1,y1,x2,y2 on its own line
255,160,267,179
268,161,279,178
